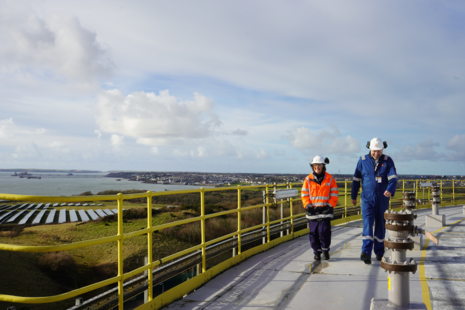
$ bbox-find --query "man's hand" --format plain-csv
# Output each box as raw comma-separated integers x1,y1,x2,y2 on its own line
351,199,357,206
384,191,392,198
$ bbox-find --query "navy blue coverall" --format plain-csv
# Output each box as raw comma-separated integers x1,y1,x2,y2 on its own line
351,154,398,256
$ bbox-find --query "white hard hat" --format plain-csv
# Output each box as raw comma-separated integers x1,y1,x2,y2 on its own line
310,155,330,165
369,137,384,150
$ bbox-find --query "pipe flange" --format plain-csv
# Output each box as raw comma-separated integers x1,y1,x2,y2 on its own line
384,213,415,221
384,239,414,250
385,224,414,232
381,261,417,273
402,198,416,202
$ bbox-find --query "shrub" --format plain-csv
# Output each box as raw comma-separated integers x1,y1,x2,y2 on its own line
38,252,77,274
92,262,118,281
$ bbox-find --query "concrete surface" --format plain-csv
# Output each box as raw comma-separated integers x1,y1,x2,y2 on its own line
162,205,465,310
425,214,446,227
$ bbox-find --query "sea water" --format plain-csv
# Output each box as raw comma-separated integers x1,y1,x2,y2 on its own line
0,172,204,197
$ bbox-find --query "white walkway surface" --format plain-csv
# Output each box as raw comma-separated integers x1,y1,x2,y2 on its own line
163,205,465,310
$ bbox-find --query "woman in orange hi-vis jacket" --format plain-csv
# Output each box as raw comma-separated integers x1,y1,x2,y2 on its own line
301,155,339,261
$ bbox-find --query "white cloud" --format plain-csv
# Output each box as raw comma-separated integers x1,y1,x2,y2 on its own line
13,142,42,159
150,147,159,155
110,134,124,147
446,135,465,161
0,2,114,84
287,126,360,155
34,128,47,134
96,89,222,145
255,148,269,159
47,141,70,153
191,146,209,158
0,118,47,140
0,118,14,138
392,139,442,162
94,130,102,138
172,149,188,157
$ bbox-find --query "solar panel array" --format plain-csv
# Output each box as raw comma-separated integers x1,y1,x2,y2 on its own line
0,203,123,226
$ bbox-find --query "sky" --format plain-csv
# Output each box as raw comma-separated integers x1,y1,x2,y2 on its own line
1,0,465,175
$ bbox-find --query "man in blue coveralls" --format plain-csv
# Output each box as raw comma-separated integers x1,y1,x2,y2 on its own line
351,137,398,264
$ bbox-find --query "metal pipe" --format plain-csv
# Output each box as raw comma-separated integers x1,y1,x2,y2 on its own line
388,271,410,307
381,192,418,308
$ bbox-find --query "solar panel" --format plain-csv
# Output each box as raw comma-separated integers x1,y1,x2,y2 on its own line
45,209,57,224
78,209,90,221
95,209,107,218
58,209,67,223
103,209,115,215
69,209,78,222
86,209,99,220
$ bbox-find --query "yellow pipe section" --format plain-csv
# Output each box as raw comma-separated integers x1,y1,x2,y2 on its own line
237,185,242,255
147,191,153,301
117,193,124,310
0,276,119,303
0,235,119,252
200,188,206,273
290,183,294,234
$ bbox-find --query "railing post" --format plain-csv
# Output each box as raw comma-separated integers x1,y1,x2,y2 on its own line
345,181,347,208
440,179,443,206
267,184,271,243
144,256,149,303
200,188,206,273
453,179,455,203
237,185,242,255
263,184,269,244
117,193,124,310
75,297,83,306
146,191,153,302
345,181,348,219
428,180,431,206
289,183,294,235
403,179,405,191
286,182,290,235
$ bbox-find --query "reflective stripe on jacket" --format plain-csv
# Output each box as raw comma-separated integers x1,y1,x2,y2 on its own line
301,172,339,220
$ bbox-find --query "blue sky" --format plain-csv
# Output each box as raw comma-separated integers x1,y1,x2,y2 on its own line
1,0,465,175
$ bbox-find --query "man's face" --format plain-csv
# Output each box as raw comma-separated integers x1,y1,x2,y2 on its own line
370,149,383,160
313,164,323,174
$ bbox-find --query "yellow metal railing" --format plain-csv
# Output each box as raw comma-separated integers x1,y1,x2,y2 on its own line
0,179,464,309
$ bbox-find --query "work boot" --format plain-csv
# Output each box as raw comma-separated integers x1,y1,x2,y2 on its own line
322,252,330,260
314,252,321,260
376,255,383,261
360,252,371,264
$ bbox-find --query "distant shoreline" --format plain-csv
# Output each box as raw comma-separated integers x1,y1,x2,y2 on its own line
0,169,101,173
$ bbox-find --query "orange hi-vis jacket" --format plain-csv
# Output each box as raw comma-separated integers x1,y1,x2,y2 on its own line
301,172,339,220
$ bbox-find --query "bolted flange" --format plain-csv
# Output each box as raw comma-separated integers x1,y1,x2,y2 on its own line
381,259,417,273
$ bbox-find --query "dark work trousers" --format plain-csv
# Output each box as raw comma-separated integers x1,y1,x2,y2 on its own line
308,219,332,254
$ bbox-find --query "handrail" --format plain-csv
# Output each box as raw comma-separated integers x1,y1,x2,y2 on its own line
0,179,464,309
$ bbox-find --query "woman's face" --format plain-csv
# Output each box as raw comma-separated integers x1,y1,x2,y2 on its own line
313,164,323,174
